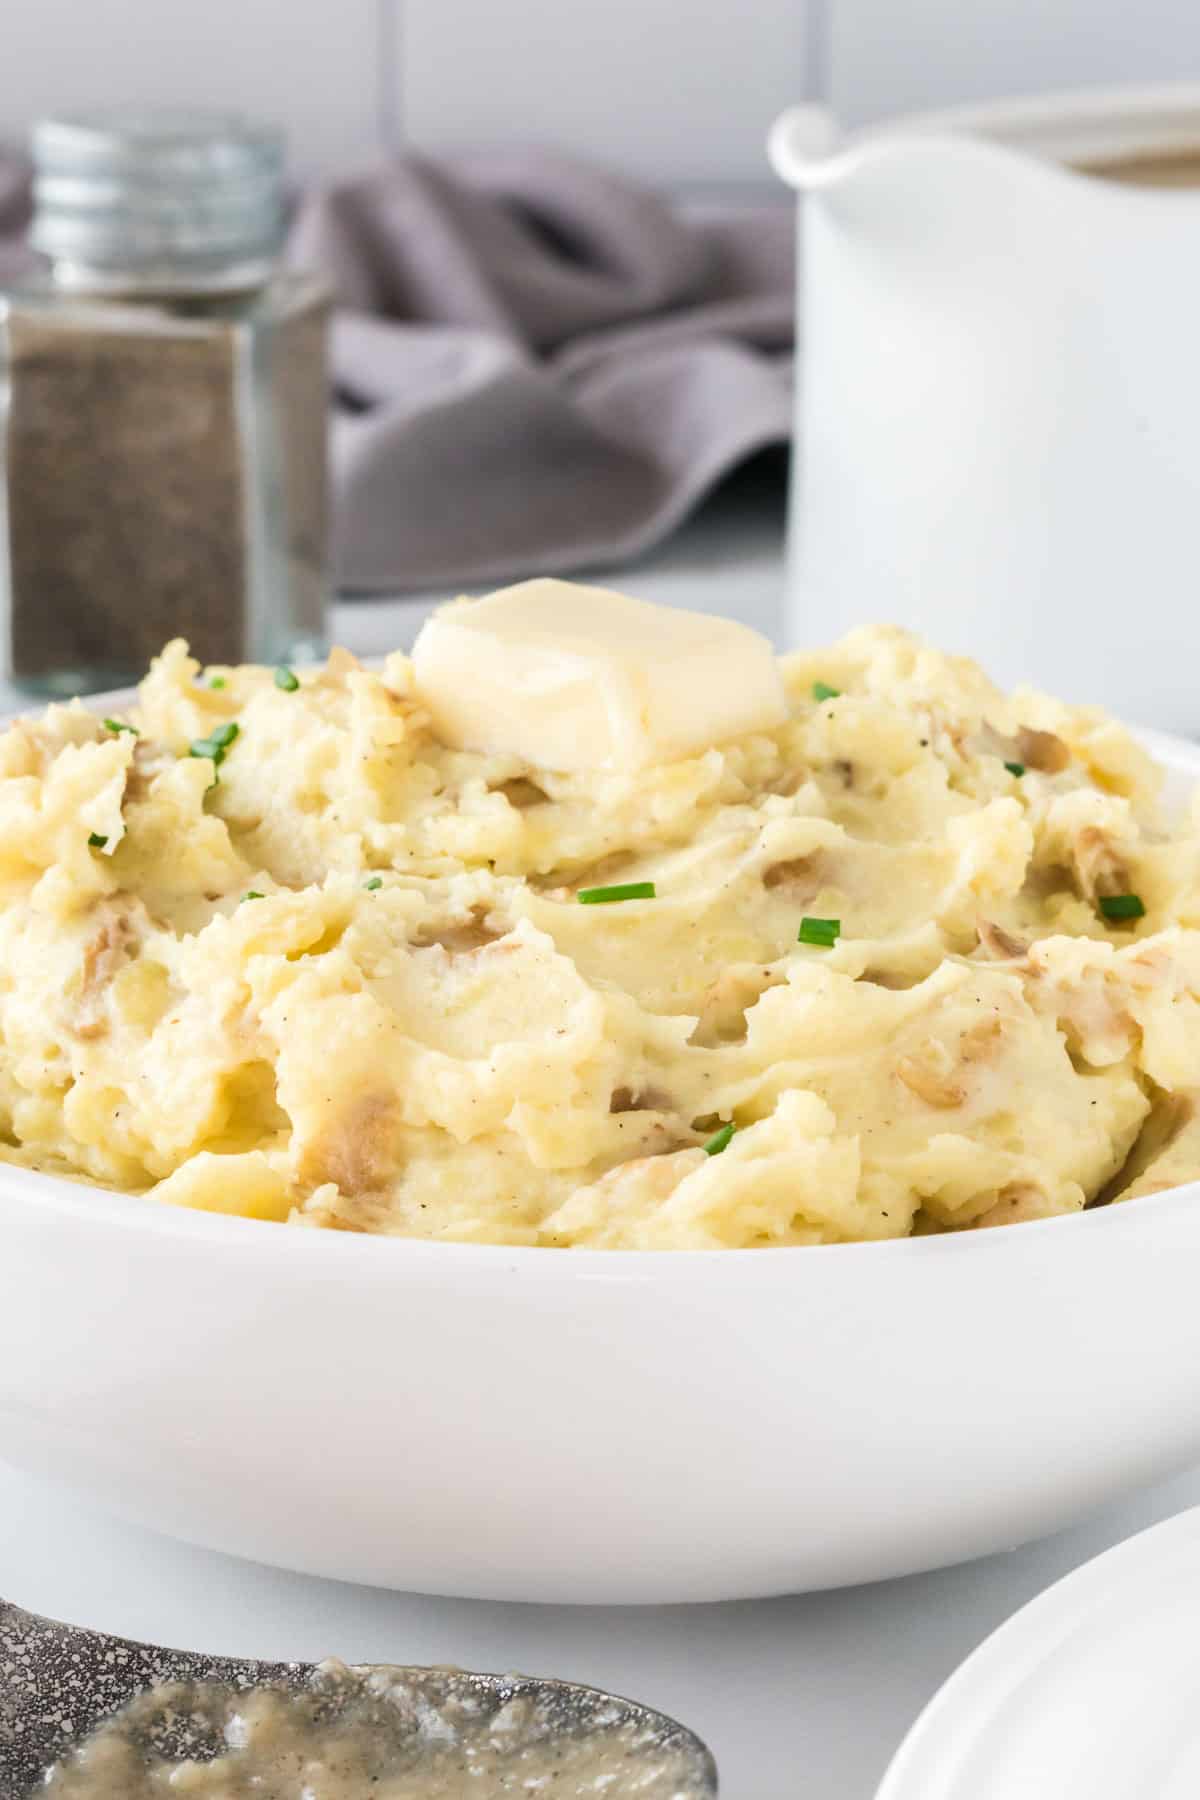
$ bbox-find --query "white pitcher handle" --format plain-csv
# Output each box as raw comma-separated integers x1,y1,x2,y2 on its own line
767,104,841,188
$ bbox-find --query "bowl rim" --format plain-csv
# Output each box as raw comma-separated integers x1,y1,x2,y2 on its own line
4,688,1199,1275
3,1150,1200,1279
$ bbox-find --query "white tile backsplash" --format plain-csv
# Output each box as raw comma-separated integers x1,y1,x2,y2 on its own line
396,0,812,186
1,0,1198,186
832,0,1200,126
0,0,382,175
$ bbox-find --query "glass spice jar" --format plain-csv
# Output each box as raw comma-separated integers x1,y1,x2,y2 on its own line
0,110,330,694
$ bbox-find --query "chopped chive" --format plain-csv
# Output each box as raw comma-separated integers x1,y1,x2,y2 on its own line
364,876,383,891
798,915,841,947
209,675,227,690
241,891,264,902
702,1122,735,1157
577,880,657,904
87,832,107,848
103,718,138,735
188,737,223,786
274,666,300,692
189,720,238,781
812,681,841,702
1004,761,1025,778
1099,893,1145,922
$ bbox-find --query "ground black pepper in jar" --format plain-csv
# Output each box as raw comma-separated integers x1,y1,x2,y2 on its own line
0,111,329,694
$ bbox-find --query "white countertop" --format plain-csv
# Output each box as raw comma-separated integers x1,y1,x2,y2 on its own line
5,463,1197,1797
6,1460,1200,1800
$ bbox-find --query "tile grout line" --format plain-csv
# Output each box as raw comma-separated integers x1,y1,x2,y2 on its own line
801,0,832,106
375,0,404,154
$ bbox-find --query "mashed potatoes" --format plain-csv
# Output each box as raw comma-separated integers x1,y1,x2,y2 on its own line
1,591,1199,1248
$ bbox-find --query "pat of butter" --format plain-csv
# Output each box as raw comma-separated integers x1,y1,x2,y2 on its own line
411,579,789,772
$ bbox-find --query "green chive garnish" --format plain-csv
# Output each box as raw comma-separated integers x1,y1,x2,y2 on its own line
274,666,300,692
87,833,107,848
703,1122,735,1156
812,681,841,702
1004,761,1025,778
577,881,656,904
1099,893,1145,922
242,891,264,902
103,718,138,735
798,915,841,947
189,741,219,783
209,675,226,690
189,746,218,784
364,876,383,891
189,720,238,782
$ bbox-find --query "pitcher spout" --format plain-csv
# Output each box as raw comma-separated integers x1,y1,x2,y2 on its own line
767,105,843,190
767,101,1041,199
770,82,1200,196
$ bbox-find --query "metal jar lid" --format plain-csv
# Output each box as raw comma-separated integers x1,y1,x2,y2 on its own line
29,110,286,293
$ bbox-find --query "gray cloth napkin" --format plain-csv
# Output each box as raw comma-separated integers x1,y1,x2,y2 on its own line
0,146,795,592
290,150,795,591
0,149,32,286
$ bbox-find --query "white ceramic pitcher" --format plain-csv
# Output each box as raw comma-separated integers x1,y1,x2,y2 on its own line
770,85,1200,729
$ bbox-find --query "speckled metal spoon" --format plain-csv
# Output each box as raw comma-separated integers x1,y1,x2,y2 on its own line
0,1596,718,1798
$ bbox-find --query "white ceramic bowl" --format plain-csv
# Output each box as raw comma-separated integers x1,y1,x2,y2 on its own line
1,728,1199,1606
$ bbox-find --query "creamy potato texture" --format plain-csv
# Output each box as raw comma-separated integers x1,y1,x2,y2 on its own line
2,603,1200,1247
